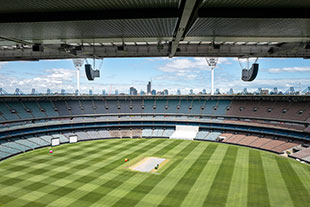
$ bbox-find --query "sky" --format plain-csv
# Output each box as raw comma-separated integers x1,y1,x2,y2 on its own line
0,57,310,94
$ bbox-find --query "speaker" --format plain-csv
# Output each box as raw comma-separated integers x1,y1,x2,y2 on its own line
32,44,44,52
242,63,259,81
85,64,100,81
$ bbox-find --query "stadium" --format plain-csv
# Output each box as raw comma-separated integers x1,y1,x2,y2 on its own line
1,0,310,207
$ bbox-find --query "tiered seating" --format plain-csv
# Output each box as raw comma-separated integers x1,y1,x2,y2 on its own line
131,100,143,113
163,129,174,137
152,128,165,137
248,136,273,148
97,130,111,138
38,101,59,117
131,129,142,138
3,139,31,152
80,100,95,114
205,132,221,141
26,136,49,147
37,134,53,144
119,101,130,113
290,147,310,160
224,134,247,144
87,130,101,139
262,138,291,152
272,141,299,152
15,138,40,149
190,100,202,114
53,101,71,116
23,101,46,118
54,134,69,143
120,129,131,138
0,102,19,121
238,135,259,145
109,129,121,138
93,100,106,114
0,139,21,155
67,100,83,115
106,100,119,113
142,129,153,137
75,131,91,141
195,131,209,140
0,150,10,159
143,100,154,113
6,102,33,119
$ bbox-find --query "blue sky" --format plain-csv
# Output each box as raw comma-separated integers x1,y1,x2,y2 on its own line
0,57,310,94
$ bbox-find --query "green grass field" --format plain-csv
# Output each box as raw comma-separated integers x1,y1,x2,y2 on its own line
0,138,309,207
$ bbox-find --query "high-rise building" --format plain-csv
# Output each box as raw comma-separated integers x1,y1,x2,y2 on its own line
140,90,145,95
115,89,119,95
163,89,168,95
177,89,181,95
130,87,138,95
151,89,156,95
147,81,151,94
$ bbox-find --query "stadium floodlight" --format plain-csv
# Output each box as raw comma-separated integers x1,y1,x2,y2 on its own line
205,57,218,95
73,59,84,95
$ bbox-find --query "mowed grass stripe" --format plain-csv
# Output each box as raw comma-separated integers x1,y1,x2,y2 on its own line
226,148,249,207
65,139,175,207
203,146,238,207
0,139,133,189
288,160,310,194
157,144,217,207
275,156,310,207
110,141,205,207
0,138,130,198
92,140,186,207
247,150,270,207
180,144,228,207
134,141,201,207
44,139,176,207
3,139,160,207
262,153,294,207
1,138,127,173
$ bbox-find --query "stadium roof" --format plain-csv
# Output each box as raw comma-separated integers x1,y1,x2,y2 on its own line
0,0,310,61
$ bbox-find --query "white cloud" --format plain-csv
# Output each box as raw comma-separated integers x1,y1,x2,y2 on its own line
0,68,76,93
268,67,310,73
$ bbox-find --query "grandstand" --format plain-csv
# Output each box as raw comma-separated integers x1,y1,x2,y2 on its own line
0,0,310,206
0,95,309,162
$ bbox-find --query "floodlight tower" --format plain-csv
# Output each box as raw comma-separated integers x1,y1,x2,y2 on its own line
73,59,84,95
206,58,218,95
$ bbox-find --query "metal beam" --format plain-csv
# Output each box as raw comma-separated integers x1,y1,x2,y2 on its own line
1,42,310,61
198,8,310,19
0,9,179,23
169,0,200,57
184,36,310,43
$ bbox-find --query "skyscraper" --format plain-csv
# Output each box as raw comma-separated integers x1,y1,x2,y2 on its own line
177,89,181,95
163,89,168,95
147,81,151,94
130,87,138,95
151,89,156,95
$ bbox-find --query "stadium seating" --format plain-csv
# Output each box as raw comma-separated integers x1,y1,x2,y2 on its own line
0,96,310,161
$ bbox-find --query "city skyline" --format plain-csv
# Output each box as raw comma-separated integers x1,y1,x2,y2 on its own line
1,57,310,94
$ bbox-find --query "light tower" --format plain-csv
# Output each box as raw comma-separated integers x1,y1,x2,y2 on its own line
205,57,218,95
73,59,84,95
